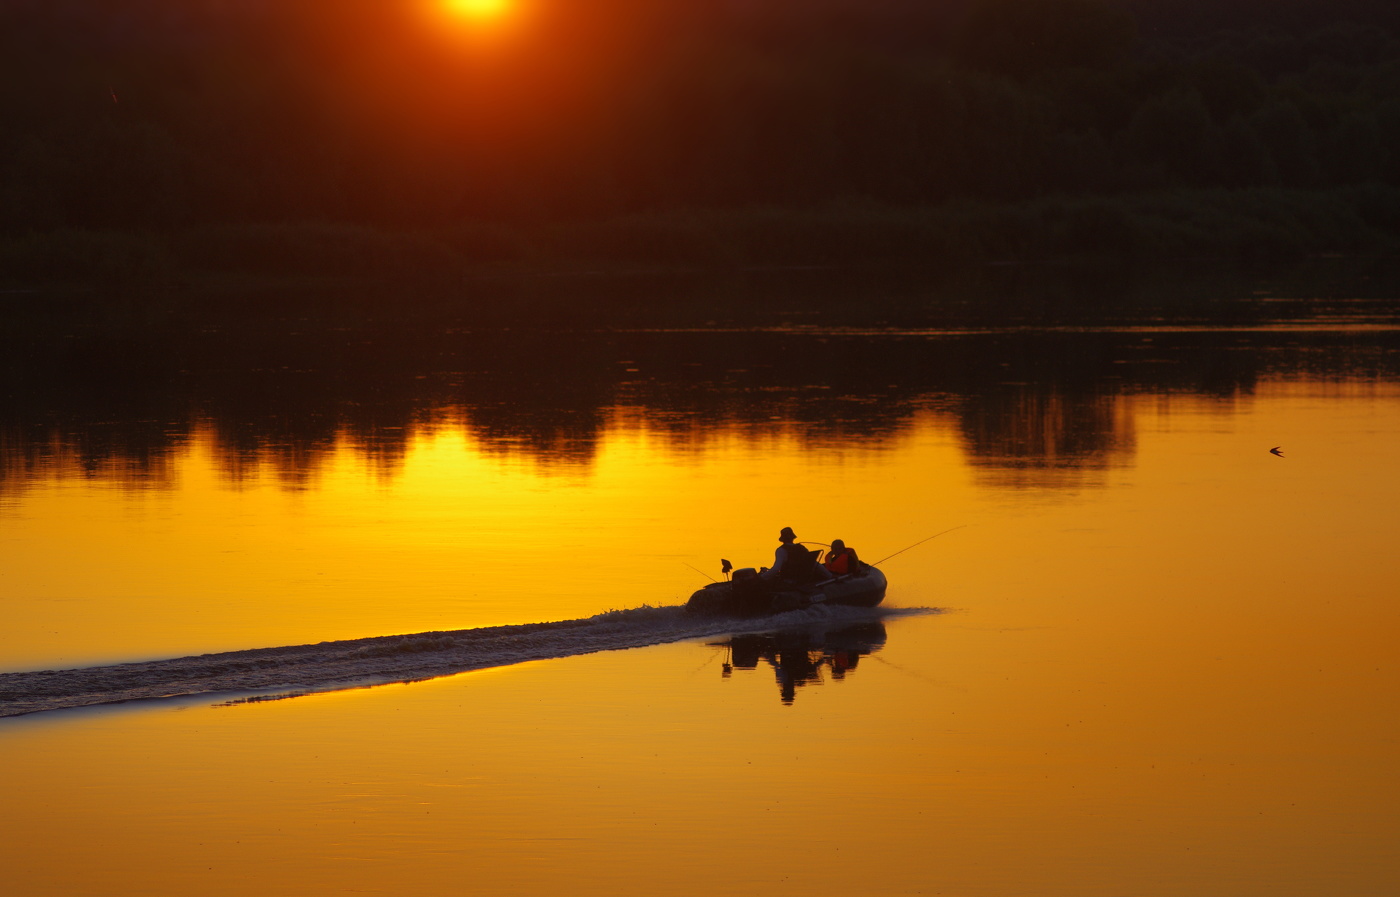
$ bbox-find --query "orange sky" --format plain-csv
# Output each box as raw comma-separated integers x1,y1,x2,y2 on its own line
287,0,717,167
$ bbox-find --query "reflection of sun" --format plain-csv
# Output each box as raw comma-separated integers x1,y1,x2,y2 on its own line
445,0,510,18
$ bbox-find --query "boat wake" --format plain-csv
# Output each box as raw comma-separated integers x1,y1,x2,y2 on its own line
0,603,937,719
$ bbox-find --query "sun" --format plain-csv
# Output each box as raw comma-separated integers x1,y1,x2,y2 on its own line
444,0,511,18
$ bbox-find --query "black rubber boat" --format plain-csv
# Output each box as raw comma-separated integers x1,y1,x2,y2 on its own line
685,564,887,616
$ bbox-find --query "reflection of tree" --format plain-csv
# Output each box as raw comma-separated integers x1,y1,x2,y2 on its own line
2,312,1398,493
716,622,888,706
959,389,1134,468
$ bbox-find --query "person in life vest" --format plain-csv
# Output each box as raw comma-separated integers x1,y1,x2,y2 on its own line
762,526,828,584
824,539,862,576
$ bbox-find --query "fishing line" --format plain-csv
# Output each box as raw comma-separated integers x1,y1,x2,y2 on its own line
870,525,968,567
682,562,718,583
688,646,727,675
865,653,948,687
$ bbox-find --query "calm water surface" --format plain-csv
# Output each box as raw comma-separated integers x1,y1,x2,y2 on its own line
1,294,1398,895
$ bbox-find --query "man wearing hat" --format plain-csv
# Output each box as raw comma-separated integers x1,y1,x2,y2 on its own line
762,526,826,584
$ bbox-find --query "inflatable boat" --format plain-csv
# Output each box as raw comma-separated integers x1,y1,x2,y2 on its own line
685,564,887,616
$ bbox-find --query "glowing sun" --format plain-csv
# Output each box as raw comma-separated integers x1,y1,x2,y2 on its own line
445,0,511,18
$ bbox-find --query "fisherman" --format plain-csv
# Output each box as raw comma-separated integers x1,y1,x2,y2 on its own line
824,539,862,576
761,526,817,582
762,526,827,584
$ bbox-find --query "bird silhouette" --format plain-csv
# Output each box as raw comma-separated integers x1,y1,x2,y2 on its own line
1269,446,1284,457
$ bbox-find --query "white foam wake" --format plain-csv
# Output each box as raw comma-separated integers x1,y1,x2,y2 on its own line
0,604,935,718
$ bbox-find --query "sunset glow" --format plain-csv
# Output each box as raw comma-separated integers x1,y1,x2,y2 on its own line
4,0,1400,893
444,0,511,19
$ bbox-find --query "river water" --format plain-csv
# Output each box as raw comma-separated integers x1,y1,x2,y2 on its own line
1,273,1398,895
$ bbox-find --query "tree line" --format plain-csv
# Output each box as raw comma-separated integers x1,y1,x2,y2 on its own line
2,0,1398,285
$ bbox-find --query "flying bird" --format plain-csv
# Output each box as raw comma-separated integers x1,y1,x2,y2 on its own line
1269,446,1284,457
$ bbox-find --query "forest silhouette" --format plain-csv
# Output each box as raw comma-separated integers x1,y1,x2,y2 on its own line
3,0,1399,293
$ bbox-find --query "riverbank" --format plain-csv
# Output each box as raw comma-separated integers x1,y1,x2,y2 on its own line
4,185,1398,301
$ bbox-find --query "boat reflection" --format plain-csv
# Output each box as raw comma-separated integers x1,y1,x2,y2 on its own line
712,621,887,705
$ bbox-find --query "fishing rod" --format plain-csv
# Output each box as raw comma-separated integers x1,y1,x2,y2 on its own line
682,562,718,583
818,528,964,586
869,525,968,567
688,529,960,589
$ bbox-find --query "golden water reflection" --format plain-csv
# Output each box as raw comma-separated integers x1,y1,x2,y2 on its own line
7,324,1396,501
0,407,967,671
1,366,1399,895
4,375,1400,674
1,607,1396,896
